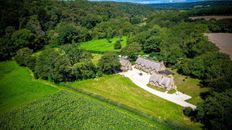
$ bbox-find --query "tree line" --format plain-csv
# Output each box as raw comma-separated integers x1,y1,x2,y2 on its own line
15,45,120,83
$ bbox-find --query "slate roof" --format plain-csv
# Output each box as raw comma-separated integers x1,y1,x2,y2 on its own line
119,57,131,66
159,70,173,75
136,57,165,71
149,73,175,89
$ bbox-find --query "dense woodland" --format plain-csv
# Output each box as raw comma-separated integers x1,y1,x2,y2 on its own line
0,0,232,129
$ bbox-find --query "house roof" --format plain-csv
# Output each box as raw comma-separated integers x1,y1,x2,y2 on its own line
149,73,175,89
136,57,165,71
119,57,131,66
159,70,173,75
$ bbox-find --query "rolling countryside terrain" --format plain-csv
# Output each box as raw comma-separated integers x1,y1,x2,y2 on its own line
1,0,232,129
0,61,167,129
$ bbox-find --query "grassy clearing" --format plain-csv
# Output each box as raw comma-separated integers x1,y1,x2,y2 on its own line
67,74,202,129
80,36,127,52
0,61,58,113
0,91,164,130
169,69,209,105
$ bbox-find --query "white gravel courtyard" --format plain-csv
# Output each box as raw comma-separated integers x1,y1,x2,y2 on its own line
119,66,196,109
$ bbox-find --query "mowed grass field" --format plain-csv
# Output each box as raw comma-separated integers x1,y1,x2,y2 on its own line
67,74,202,129
0,61,58,113
80,36,127,52
0,61,168,129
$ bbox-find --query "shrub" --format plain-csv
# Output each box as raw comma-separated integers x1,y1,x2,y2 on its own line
114,40,121,49
15,48,33,66
183,107,193,117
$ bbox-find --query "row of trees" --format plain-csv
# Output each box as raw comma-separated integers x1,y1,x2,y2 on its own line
15,45,120,83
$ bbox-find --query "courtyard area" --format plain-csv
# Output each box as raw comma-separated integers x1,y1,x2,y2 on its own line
119,66,196,109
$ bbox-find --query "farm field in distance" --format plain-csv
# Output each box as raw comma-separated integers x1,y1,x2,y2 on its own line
189,16,232,20
80,36,127,53
67,74,202,129
205,33,232,59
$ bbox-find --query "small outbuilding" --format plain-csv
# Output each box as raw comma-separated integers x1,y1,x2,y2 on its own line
119,56,132,72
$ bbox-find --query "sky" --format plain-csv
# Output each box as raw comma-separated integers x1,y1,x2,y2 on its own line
88,0,205,4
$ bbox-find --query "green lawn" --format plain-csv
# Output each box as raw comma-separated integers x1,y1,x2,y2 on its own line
67,74,202,130
0,91,164,129
0,61,58,113
80,36,127,52
169,69,209,105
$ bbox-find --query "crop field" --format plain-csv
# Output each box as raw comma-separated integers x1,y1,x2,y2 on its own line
205,33,232,59
67,74,202,129
80,36,127,53
0,91,164,130
0,61,58,113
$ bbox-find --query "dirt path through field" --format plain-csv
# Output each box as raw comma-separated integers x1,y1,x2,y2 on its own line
205,33,232,59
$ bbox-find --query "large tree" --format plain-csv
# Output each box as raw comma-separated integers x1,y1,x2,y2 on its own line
98,52,120,74
196,89,232,130
61,44,92,65
34,49,71,82
72,61,96,80
121,42,142,61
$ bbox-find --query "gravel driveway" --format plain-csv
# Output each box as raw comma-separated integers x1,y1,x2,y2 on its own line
119,67,196,109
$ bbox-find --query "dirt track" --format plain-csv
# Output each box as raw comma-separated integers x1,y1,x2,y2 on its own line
205,33,232,59
190,16,232,20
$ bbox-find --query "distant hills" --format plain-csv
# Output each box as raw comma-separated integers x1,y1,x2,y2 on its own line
89,0,232,9
146,1,232,9
89,0,232,4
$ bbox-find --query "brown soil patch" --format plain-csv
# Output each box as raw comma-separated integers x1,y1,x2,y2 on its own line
190,16,232,20
205,33,232,59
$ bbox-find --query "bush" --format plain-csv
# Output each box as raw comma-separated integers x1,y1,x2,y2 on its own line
114,40,121,49
183,107,194,117
15,48,33,66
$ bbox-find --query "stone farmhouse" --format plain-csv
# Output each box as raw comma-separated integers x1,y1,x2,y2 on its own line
149,73,176,90
119,56,132,71
135,57,176,90
135,57,166,74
